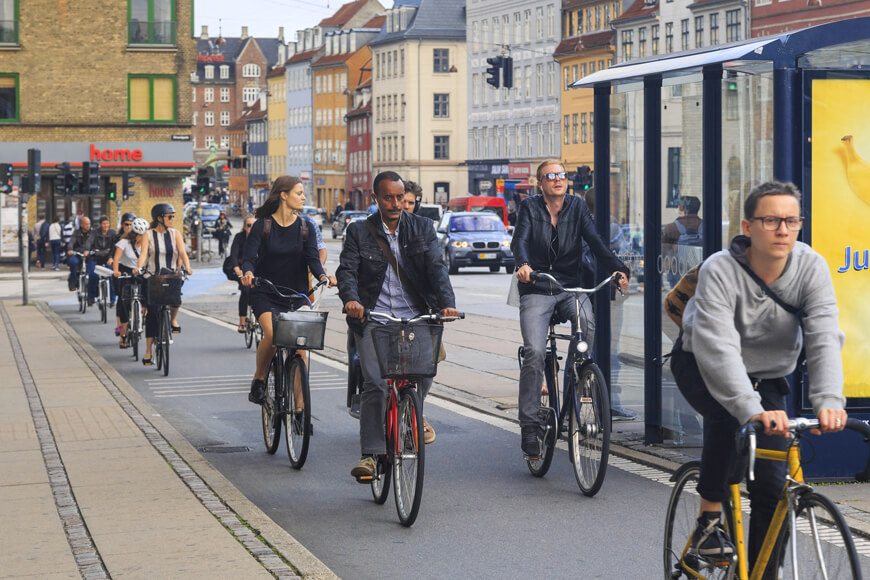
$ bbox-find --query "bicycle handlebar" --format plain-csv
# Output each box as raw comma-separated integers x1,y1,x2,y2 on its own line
362,309,465,324
530,271,624,296
737,417,870,482
253,276,326,305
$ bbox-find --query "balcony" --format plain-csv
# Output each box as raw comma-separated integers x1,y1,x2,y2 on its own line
128,20,176,46
0,20,18,45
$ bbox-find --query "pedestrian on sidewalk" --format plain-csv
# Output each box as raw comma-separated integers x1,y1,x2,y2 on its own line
337,171,458,481
48,217,63,270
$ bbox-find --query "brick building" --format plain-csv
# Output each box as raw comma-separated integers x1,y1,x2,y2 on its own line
752,0,870,37
346,78,373,211
0,0,196,257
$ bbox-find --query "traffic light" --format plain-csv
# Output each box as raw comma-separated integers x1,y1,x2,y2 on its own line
122,172,135,200
502,57,514,89
576,165,593,193
0,163,12,193
195,167,213,197
27,149,41,194
81,161,100,195
485,56,502,89
55,162,77,194
66,170,79,195
106,182,117,203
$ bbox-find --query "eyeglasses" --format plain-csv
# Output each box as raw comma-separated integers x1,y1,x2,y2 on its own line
164,214,176,220
244,224,253,229
122,222,132,227
749,216,804,231
543,172,567,181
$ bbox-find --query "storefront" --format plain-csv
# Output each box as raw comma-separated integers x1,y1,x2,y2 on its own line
574,18,870,477
0,141,193,259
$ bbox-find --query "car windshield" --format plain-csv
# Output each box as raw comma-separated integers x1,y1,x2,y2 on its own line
449,215,504,232
200,207,221,217
417,207,441,220
468,205,505,222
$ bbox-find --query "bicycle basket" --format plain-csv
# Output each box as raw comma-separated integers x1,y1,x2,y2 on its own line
272,309,328,350
371,322,444,379
147,274,183,306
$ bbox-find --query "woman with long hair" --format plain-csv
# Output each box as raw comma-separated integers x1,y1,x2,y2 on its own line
241,176,336,404
229,213,256,332
215,210,233,257
113,217,148,348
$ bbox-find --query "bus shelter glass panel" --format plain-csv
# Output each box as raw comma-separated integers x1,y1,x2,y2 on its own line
660,79,704,445
722,66,775,246
610,87,645,421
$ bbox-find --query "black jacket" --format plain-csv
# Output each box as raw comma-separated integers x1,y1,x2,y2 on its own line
337,211,455,333
511,194,629,295
90,229,118,264
69,228,93,254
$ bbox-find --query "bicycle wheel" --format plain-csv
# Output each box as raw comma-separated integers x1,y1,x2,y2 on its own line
161,309,171,377
244,315,254,349
155,318,164,371
371,453,391,505
527,352,558,477
99,282,108,323
393,386,425,527
78,280,87,314
569,362,611,496
262,354,282,454
771,491,862,579
130,304,140,361
284,355,311,469
664,462,736,579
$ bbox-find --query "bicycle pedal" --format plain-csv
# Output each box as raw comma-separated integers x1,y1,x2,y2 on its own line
523,453,540,461
355,475,373,484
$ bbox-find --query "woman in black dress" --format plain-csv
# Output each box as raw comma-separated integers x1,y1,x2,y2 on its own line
241,175,336,404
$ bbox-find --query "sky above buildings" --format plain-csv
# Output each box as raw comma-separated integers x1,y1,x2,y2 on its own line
196,0,394,41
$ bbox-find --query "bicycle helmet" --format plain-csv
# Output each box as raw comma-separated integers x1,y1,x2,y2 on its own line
121,212,136,223
131,218,149,235
151,203,176,221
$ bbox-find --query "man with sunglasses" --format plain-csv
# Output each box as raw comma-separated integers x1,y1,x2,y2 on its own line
511,159,630,458
670,180,847,573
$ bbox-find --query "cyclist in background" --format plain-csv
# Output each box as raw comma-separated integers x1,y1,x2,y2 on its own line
240,176,335,404
228,214,256,333
670,180,847,574
90,216,118,307
66,216,93,292
112,213,137,338
511,159,629,458
337,171,457,481
113,217,148,349
135,203,193,366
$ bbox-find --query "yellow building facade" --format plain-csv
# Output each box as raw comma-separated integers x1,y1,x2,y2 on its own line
267,66,287,184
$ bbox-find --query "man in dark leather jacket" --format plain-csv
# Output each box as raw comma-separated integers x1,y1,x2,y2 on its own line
67,216,94,292
511,159,630,458
337,171,457,481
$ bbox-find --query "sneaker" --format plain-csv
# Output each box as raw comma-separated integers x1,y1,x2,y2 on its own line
691,515,735,562
423,416,436,444
248,379,266,405
612,407,638,421
68,278,77,291
521,425,539,457
351,456,376,481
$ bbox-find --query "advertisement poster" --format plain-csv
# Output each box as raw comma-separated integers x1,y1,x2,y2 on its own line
1,192,21,258
811,78,870,398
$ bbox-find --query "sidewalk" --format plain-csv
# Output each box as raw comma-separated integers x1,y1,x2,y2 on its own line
182,280,870,542
0,299,337,579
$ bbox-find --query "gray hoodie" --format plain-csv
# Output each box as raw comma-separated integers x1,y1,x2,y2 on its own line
682,236,846,424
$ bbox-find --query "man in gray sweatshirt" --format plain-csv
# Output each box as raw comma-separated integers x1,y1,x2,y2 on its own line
671,180,847,573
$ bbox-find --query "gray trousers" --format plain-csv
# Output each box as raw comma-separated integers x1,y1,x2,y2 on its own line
354,324,432,456
518,292,594,428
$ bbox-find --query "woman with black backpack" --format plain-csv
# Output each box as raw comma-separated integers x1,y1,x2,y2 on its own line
225,213,255,333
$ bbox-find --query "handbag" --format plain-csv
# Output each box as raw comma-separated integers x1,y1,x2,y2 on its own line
222,254,237,280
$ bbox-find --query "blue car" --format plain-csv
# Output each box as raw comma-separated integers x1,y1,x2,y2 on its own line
437,211,514,274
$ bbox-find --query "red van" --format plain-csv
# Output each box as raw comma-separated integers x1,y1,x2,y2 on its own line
446,196,509,229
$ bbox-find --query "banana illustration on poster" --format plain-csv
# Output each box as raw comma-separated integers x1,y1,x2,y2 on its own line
811,78,870,398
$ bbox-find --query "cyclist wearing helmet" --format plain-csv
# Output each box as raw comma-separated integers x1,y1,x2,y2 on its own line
114,217,149,348
135,203,193,365
111,213,139,337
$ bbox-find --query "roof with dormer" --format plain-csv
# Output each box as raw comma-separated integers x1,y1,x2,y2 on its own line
369,0,464,47
611,0,659,25
319,0,372,27
555,30,614,57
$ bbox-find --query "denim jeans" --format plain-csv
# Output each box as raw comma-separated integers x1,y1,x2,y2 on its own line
517,291,594,428
50,240,61,268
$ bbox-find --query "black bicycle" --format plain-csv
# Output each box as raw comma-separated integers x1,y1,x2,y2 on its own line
517,272,621,496
116,273,146,361
94,264,114,324
255,277,328,469
148,272,186,377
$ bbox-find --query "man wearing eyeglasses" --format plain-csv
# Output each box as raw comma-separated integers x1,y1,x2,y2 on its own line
670,180,847,571
511,159,630,459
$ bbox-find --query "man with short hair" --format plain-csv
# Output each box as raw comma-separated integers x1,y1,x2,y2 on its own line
89,216,118,306
671,180,847,574
337,171,457,480
67,217,94,292
402,180,423,214
511,159,629,458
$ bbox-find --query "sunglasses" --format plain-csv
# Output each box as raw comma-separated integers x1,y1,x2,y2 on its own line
244,223,253,228
122,222,132,227
543,172,567,181
164,214,176,219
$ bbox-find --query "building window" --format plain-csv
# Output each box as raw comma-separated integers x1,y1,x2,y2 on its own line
204,111,214,126
434,136,449,159
433,49,449,73
564,66,570,90
128,74,175,122
695,16,704,48
536,63,543,98
581,112,587,143
726,10,741,42
243,87,258,104
242,63,261,78
220,135,229,149
0,73,18,121
639,27,647,58
681,19,689,51
524,66,531,100
204,87,214,102
220,65,229,79
621,30,633,61
220,110,230,126
710,14,719,45
536,7,544,40
433,93,449,118
652,24,660,55
205,135,214,148
604,4,611,27
548,62,556,97
128,0,175,45
665,22,674,53
524,9,531,42
220,87,230,102
205,65,214,79
572,113,578,144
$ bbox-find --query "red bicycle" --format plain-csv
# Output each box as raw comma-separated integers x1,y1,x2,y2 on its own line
363,310,463,527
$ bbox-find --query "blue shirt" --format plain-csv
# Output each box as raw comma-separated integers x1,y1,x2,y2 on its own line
374,218,419,320
300,215,326,250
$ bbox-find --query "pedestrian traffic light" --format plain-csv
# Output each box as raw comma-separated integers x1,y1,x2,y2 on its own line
502,57,514,89
122,172,135,200
485,56,502,89
575,165,593,193
81,161,100,195
0,163,12,193
106,182,117,203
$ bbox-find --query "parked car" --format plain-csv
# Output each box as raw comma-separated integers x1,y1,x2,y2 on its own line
300,206,323,231
417,203,443,223
331,210,367,239
183,203,222,238
437,211,514,274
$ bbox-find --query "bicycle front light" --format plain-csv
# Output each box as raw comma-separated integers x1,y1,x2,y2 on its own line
576,341,589,353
